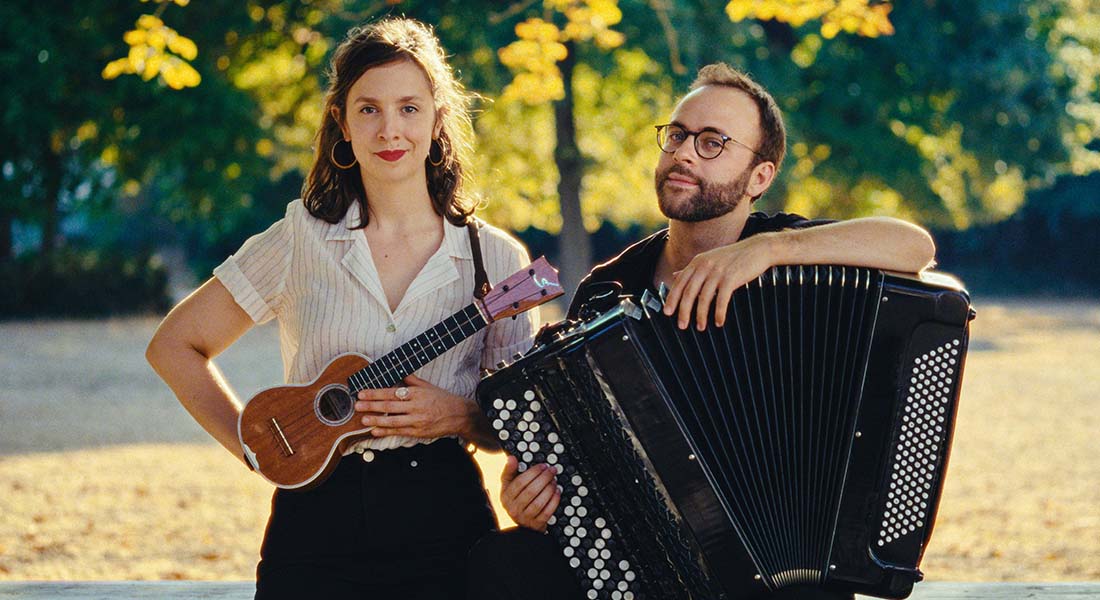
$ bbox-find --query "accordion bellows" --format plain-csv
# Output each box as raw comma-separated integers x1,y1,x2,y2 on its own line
476,266,974,600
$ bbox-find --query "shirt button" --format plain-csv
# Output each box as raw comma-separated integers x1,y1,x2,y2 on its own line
410,460,418,468
361,450,375,463
386,324,396,333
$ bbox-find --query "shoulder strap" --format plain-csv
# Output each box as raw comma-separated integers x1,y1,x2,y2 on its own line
467,218,491,300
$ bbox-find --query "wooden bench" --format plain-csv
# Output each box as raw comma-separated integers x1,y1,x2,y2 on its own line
0,582,1097,598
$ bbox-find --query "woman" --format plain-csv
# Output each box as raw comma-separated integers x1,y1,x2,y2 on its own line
145,18,537,599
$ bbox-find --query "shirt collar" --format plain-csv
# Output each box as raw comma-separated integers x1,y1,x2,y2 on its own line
323,201,474,261
441,218,474,261
322,201,364,241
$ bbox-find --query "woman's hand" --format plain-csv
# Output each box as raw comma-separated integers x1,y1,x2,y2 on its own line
355,373,480,440
500,456,560,532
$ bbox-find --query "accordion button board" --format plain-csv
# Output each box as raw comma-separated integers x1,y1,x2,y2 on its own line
477,265,973,600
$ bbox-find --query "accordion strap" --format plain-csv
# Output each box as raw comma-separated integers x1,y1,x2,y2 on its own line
467,218,491,300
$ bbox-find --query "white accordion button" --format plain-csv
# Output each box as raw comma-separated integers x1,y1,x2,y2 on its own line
524,390,536,401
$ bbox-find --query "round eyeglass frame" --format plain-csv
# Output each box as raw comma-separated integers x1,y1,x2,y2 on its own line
654,123,761,160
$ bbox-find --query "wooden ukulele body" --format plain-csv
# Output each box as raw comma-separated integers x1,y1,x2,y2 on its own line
239,352,374,490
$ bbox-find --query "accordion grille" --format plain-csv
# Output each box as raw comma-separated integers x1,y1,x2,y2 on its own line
634,265,882,589
878,338,961,547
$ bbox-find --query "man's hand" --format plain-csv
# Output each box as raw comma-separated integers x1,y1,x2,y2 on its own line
500,456,560,532
662,235,773,331
355,374,479,440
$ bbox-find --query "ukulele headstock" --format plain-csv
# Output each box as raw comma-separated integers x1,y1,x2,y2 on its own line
481,256,564,322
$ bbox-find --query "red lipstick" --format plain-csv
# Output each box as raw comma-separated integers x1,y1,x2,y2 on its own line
376,150,406,162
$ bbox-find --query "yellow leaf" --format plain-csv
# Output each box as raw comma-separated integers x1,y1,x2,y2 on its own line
76,121,99,142
174,61,202,88
147,30,167,50
128,45,148,72
587,0,623,25
102,58,132,80
595,29,624,49
136,14,163,30
100,145,119,165
515,19,560,44
725,0,754,22
168,33,199,60
173,0,190,5
123,29,147,46
143,52,164,81
256,139,275,157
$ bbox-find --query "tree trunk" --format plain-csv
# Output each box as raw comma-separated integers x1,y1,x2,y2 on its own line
0,210,11,262
553,41,591,305
41,149,63,260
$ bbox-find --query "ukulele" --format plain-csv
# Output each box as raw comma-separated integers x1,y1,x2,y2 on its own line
239,256,563,490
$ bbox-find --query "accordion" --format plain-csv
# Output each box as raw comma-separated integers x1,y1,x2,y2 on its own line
476,265,974,600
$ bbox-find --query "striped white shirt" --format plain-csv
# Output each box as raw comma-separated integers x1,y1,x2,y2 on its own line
213,199,538,452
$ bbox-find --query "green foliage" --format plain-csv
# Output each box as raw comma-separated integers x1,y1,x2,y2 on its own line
0,248,171,319
5,0,1100,314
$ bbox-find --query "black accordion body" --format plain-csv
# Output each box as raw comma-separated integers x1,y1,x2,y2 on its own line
476,266,974,600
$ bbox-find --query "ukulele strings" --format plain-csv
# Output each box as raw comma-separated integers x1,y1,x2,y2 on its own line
276,288,548,440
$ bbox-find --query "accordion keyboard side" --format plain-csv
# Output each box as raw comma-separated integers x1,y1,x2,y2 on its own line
829,273,973,598
476,316,726,600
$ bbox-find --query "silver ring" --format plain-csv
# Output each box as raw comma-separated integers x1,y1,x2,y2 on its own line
395,387,409,399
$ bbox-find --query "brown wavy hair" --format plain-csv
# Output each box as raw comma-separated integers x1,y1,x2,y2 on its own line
303,17,477,227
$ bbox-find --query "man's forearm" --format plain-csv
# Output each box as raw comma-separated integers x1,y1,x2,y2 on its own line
768,217,936,273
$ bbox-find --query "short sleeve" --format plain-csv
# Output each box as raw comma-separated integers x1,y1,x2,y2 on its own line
742,211,835,237
212,204,295,324
479,229,539,371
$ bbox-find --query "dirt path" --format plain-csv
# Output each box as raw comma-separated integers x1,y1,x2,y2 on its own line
1,299,1097,580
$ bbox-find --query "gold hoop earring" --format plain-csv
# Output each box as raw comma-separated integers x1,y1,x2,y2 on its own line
330,139,357,170
428,139,445,167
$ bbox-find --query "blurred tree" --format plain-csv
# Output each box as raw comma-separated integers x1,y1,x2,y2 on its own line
720,0,1096,228
0,0,275,263
8,0,1097,296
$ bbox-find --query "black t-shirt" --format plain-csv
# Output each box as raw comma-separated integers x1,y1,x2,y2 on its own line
567,211,831,318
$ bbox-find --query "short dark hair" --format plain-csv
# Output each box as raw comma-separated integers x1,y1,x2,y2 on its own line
689,63,786,174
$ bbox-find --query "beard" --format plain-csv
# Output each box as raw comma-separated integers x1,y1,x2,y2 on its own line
655,163,752,222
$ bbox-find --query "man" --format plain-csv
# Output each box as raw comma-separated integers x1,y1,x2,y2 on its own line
468,63,936,600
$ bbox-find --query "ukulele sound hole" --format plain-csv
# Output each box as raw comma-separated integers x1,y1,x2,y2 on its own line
315,384,354,426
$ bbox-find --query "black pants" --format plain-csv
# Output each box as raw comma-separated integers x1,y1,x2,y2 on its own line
256,439,496,600
467,527,855,600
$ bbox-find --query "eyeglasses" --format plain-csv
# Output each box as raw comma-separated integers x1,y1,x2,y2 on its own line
655,123,761,160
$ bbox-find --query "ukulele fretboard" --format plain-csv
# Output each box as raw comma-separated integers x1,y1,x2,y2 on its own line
348,304,487,392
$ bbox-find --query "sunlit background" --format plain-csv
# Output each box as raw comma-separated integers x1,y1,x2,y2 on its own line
1,0,1097,584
